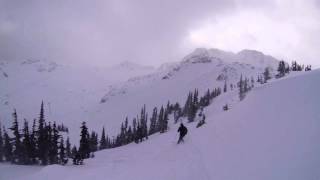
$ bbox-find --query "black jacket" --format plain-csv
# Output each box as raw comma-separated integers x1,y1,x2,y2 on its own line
178,124,188,136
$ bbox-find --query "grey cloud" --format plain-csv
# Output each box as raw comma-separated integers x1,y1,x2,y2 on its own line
0,0,234,66
0,0,319,67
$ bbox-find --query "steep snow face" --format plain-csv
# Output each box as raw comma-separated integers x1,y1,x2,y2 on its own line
2,69,319,180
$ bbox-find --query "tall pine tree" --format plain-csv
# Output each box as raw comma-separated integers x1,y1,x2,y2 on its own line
22,119,32,164
37,101,48,165
99,127,107,150
10,109,23,164
29,119,37,164
79,122,90,159
149,107,158,135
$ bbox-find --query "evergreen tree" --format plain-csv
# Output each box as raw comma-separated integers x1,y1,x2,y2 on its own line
37,101,48,165
99,127,107,150
126,126,133,143
71,145,77,159
149,107,158,135
89,131,98,152
204,89,211,106
124,118,129,144
22,119,32,164
71,145,78,165
251,77,255,88
0,123,3,162
244,77,249,93
257,75,261,83
49,122,59,164
277,60,286,77
79,122,90,159
3,129,12,162
160,109,169,133
223,80,227,93
139,105,148,140
305,65,312,71
10,109,23,164
183,92,192,116
66,137,71,158
132,118,138,143
291,61,298,71
166,101,172,114
239,75,245,101
59,137,67,165
188,90,198,122
29,119,37,164
157,106,165,133
263,67,271,83
193,89,199,108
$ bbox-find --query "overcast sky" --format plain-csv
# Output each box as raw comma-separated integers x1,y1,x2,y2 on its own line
0,0,319,67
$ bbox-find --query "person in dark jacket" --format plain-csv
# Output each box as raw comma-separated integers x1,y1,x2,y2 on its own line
177,123,188,144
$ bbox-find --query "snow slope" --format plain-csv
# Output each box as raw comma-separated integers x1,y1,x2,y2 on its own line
0,59,154,138
1,48,278,144
1,68,319,180
95,48,278,136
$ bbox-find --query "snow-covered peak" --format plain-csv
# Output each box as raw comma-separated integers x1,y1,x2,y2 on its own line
182,48,222,64
182,48,279,69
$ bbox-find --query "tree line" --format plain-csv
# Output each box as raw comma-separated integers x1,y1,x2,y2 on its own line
73,85,226,161
276,60,311,78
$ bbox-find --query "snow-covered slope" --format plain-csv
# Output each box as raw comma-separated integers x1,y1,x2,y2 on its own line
0,59,154,136
1,48,278,143
1,68,319,180
96,48,278,136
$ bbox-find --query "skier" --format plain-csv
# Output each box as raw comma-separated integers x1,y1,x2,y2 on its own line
177,123,188,144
